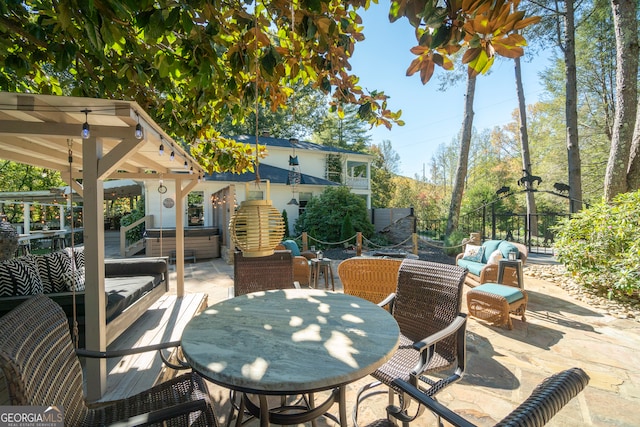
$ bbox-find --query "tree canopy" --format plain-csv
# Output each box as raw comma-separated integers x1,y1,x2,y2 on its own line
0,0,539,173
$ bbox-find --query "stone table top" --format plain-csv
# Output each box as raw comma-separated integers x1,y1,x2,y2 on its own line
181,288,400,395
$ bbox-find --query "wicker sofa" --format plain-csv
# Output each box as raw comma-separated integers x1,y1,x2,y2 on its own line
0,248,169,347
456,240,528,287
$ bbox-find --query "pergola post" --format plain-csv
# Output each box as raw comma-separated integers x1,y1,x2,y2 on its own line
83,137,107,401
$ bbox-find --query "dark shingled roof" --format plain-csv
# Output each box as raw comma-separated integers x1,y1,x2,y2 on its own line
227,134,365,155
204,163,338,186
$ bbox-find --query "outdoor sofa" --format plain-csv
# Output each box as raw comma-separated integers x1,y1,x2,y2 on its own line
456,240,528,287
0,248,169,347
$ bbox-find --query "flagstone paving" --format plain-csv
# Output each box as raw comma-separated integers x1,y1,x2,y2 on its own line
169,256,640,426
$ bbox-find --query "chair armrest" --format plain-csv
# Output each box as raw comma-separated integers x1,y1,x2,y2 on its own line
76,340,190,370
455,253,463,263
388,379,475,427
107,399,211,427
479,263,499,284
378,292,396,309
413,314,466,354
412,314,467,382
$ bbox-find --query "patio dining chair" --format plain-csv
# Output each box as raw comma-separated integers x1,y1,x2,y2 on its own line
373,367,590,427
354,259,468,426
233,250,298,296
0,293,218,426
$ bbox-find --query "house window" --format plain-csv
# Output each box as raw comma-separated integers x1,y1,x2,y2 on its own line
187,191,204,226
298,192,313,216
247,190,264,201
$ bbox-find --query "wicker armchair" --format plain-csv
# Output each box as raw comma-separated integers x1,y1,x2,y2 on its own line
337,257,402,307
233,250,297,296
0,293,217,426
354,259,468,425
378,368,589,427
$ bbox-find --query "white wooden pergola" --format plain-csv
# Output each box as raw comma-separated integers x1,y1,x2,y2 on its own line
0,92,206,400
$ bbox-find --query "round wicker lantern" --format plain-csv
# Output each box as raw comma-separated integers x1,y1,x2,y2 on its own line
230,182,285,257
0,218,18,261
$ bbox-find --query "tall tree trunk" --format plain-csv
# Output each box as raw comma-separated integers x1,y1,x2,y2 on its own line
514,56,538,238
604,0,639,199
628,97,640,190
446,75,476,237
564,0,583,213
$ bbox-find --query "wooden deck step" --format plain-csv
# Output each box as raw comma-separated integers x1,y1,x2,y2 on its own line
98,292,208,401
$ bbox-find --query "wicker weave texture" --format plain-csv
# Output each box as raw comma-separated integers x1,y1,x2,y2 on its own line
467,288,528,330
292,256,311,287
496,367,589,427
372,260,467,386
337,258,402,305
0,294,217,426
234,250,295,296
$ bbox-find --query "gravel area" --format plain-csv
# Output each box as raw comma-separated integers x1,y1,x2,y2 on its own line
525,263,640,322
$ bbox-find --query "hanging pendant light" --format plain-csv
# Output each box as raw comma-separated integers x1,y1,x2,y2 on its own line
81,109,91,139
229,3,285,257
230,181,285,257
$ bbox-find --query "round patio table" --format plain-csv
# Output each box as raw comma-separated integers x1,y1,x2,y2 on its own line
181,288,400,427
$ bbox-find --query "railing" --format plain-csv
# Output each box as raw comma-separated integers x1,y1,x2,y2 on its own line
417,211,570,254
345,176,369,189
120,215,153,257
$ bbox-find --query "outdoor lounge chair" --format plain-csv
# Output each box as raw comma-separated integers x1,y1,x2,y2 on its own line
353,259,468,426
0,293,217,426
372,367,590,427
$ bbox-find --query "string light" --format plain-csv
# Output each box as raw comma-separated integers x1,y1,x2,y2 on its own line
189,165,194,175
183,160,188,170
159,137,164,156
169,150,175,161
81,109,91,139
135,113,144,140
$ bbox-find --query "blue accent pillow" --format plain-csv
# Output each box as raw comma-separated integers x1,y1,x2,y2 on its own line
481,240,502,262
498,241,519,260
281,240,301,256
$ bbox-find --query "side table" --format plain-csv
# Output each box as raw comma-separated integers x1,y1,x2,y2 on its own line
497,259,524,289
310,258,335,291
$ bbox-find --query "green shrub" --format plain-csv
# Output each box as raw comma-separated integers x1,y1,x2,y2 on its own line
120,210,145,243
553,190,640,298
294,186,374,246
444,230,468,257
340,212,356,246
282,209,290,238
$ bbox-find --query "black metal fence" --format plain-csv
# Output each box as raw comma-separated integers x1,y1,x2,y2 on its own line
419,209,570,255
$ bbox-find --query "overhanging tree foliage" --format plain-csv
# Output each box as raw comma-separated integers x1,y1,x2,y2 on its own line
1,0,539,174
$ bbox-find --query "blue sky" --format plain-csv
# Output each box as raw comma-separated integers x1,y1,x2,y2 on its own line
348,3,553,178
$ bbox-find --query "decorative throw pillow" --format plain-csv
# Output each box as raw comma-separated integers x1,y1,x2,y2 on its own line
462,244,484,263
64,267,85,292
0,257,44,296
64,247,84,270
487,249,503,265
36,250,73,293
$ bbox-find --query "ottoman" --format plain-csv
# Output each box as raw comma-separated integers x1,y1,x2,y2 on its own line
467,283,527,329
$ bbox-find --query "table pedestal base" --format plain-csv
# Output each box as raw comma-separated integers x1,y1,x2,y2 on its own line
236,387,344,427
